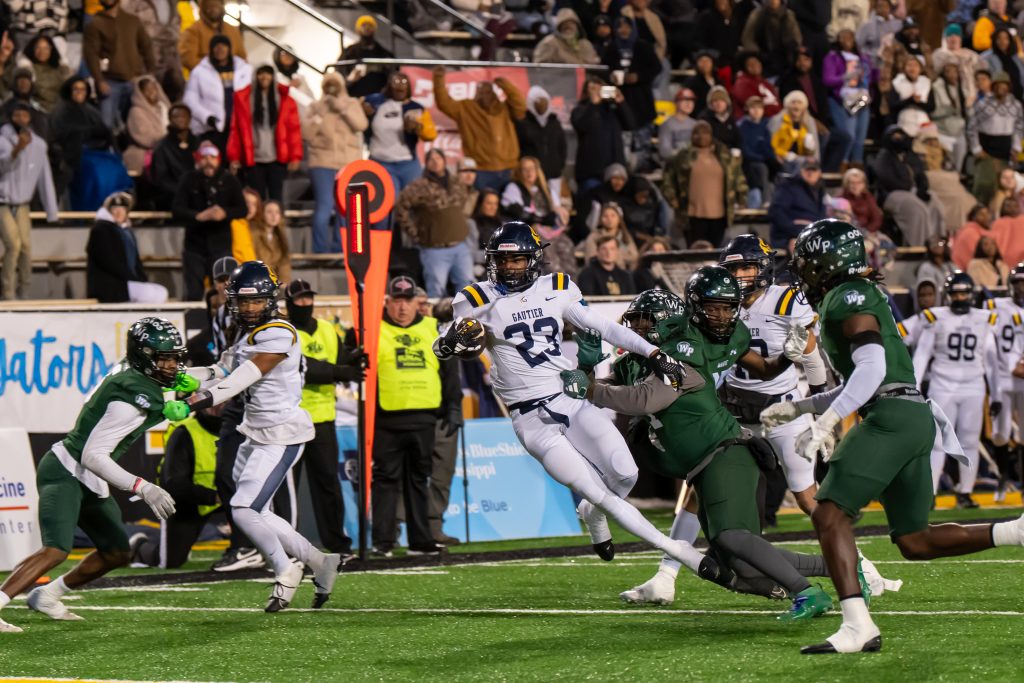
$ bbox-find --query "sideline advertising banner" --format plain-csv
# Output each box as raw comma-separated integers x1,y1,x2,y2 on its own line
0,311,186,433
0,428,41,570
337,418,582,546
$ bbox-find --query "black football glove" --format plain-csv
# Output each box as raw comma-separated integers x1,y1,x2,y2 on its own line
990,401,1003,419
333,363,365,383
437,318,486,358
440,407,464,437
339,345,369,368
646,351,686,391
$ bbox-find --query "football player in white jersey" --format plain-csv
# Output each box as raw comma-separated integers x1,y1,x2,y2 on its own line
983,263,1024,501
164,262,340,612
432,221,719,581
912,272,1002,507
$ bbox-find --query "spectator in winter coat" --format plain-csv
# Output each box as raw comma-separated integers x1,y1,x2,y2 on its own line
778,46,833,132
967,71,1024,204
583,201,639,270
86,192,167,303
577,235,636,296
179,0,247,71
621,0,666,61
906,0,955,50
150,103,199,210
500,156,569,229
632,236,673,291
363,71,437,194
916,126,977,232
469,188,505,261
226,64,303,202
658,88,697,161
972,0,1020,53
2,68,50,139
662,121,747,248
122,0,185,101
768,159,827,249
172,140,246,300
980,28,1024,101
20,35,70,113
581,162,632,233
620,176,668,243
769,90,822,171
931,24,981,106
857,0,902,62
82,0,156,129
0,102,58,299
515,86,567,199
698,85,739,150
339,15,395,98
182,35,253,155
840,168,884,233
731,52,782,120
823,29,875,163
304,72,368,253
931,58,969,171
951,205,993,270
250,200,292,283
395,149,472,297
741,0,802,78
870,124,944,245
738,97,779,208
570,77,634,194
601,17,660,166
273,47,314,121
123,75,170,175
433,66,526,190
694,0,744,74
967,234,1009,290
878,17,934,107
888,55,934,136
683,50,721,117
534,8,600,65
49,76,113,197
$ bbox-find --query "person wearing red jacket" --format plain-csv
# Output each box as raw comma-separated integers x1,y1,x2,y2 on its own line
227,64,302,201
731,51,782,120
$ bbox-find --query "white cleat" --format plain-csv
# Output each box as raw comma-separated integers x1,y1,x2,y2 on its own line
620,570,676,605
577,500,614,561
802,622,882,655
265,562,304,613
0,616,23,633
858,552,902,597
27,586,84,621
311,553,341,609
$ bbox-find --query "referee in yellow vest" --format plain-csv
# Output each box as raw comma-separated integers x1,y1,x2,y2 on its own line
372,275,463,557
285,279,366,558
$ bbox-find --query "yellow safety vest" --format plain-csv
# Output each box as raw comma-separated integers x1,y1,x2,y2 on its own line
164,416,220,517
378,316,442,411
298,318,339,424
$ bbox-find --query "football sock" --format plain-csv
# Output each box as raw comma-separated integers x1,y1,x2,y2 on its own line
232,507,291,576
775,548,830,577
46,576,70,597
838,595,872,628
262,510,326,572
992,520,1021,546
658,508,701,578
714,528,811,594
0,591,9,609
598,494,703,572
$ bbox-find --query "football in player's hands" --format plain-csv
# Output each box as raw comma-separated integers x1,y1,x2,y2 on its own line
441,318,487,359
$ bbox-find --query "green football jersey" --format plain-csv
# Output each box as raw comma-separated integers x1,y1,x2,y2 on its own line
817,278,916,387
61,365,167,463
614,319,751,474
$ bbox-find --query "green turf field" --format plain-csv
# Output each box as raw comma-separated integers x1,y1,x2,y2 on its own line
1,506,1022,683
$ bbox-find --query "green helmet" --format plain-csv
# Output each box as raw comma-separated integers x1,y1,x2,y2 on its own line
622,289,687,344
126,316,186,387
685,265,742,343
792,219,870,306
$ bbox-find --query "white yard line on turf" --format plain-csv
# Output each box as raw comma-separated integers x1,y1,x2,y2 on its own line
6,605,1024,617
0,678,235,683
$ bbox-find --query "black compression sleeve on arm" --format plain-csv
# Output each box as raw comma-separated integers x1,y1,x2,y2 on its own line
849,329,884,350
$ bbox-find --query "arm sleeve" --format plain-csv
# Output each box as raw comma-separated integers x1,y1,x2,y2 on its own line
803,343,886,417
590,371,702,415
79,401,149,492
161,429,218,507
563,299,657,358
912,322,936,390
191,359,264,409
799,344,829,387
985,328,1002,398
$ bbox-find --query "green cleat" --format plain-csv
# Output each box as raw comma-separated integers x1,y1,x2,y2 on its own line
857,557,871,607
778,586,833,623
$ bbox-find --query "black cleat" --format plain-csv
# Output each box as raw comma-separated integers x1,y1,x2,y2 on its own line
801,635,882,655
696,555,721,583
311,592,330,609
592,539,615,561
265,598,288,613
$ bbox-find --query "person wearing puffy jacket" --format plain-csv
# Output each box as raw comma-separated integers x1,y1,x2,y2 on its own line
303,72,368,253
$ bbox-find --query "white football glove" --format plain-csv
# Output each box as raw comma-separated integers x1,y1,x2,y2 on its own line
760,401,802,430
139,481,176,520
783,321,811,362
794,408,842,463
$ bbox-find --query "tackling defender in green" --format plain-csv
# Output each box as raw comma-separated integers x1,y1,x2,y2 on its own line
0,317,196,633
562,269,840,619
764,219,1024,654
